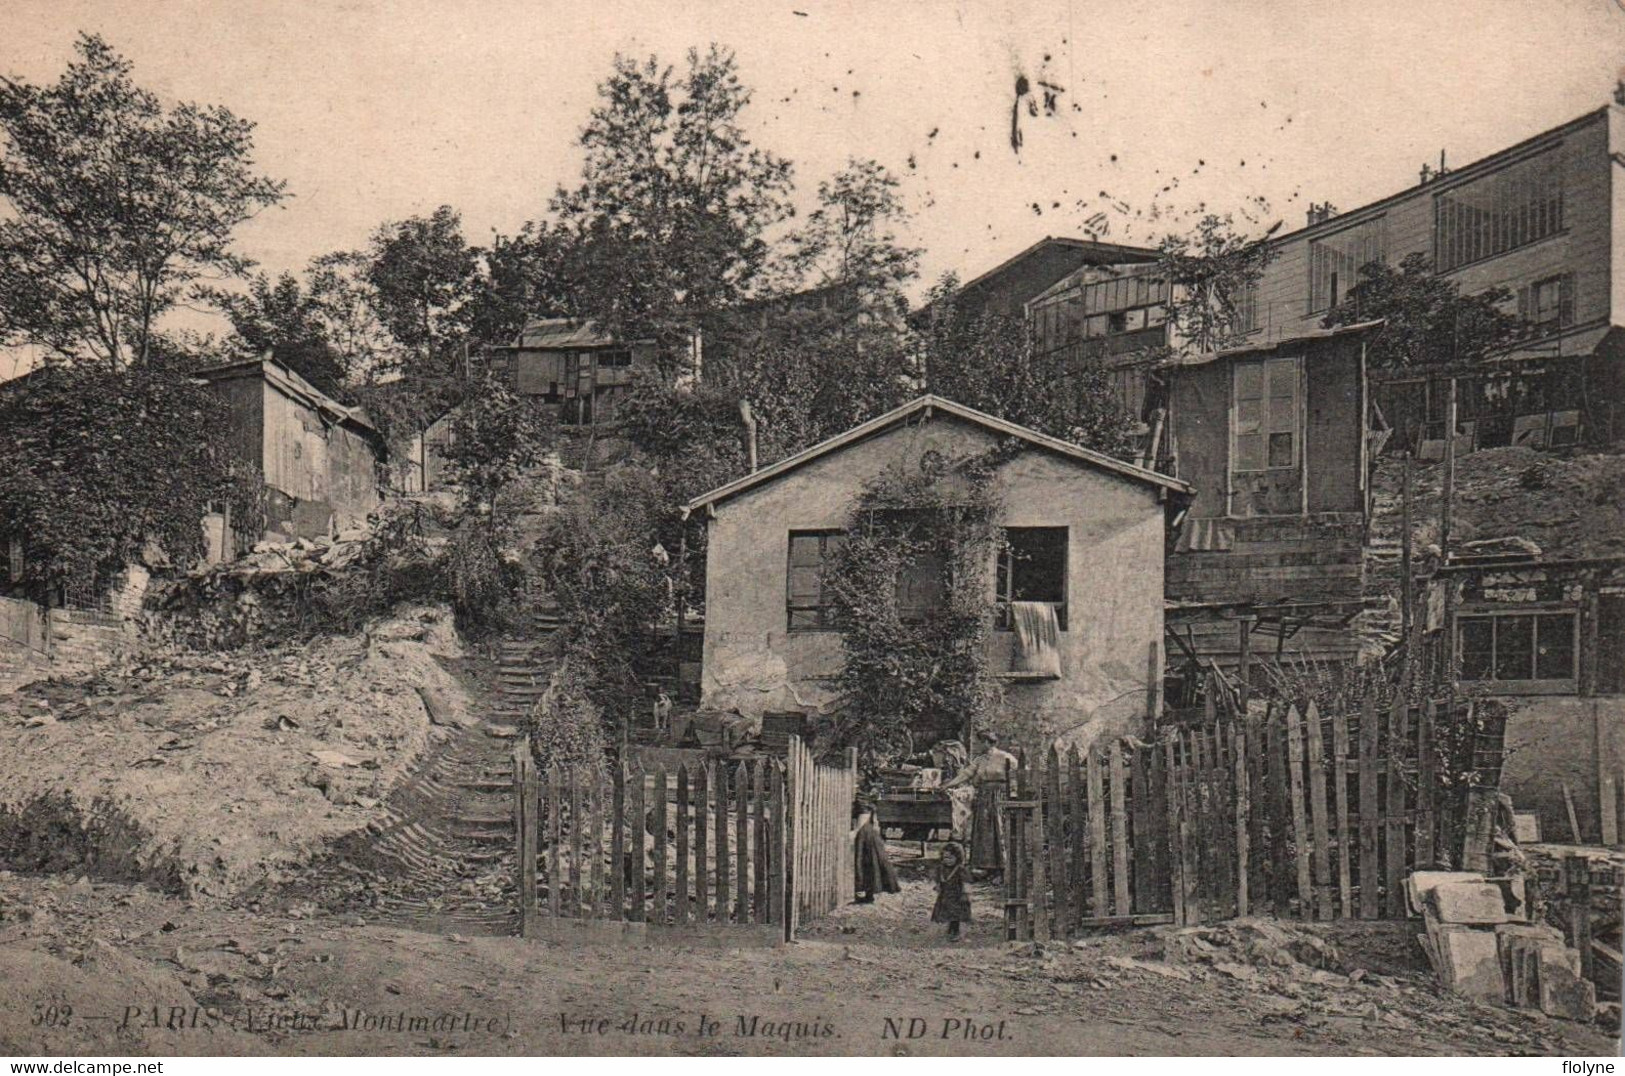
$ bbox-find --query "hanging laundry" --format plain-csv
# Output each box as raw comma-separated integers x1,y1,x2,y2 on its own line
1009,600,1062,677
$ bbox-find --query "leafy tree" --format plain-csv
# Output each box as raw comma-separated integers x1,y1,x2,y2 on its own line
463,221,577,349
1321,252,1522,369
1156,213,1279,353
0,364,258,599
205,271,350,396
916,275,1139,459
550,45,795,369
362,205,480,358
533,465,678,719
779,157,920,316
0,34,284,368
434,382,554,635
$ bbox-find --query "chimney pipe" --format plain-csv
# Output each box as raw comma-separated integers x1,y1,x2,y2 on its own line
740,399,758,473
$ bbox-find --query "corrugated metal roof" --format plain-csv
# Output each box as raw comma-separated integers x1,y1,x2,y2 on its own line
1159,320,1385,367
516,317,619,350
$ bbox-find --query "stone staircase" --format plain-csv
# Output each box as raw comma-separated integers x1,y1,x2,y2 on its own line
305,594,563,933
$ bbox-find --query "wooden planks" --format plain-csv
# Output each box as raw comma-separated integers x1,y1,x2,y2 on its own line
515,750,825,941
1087,746,1108,917
1233,723,1250,917
1384,696,1409,919
990,688,1488,938
1357,693,1381,920
1110,743,1131,917
1131,745,1154,915
675,766,691,924
1331,707,1352,919
1304,702,1332,920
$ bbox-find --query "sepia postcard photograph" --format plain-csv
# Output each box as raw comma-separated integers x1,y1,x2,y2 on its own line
1,0,1623,1063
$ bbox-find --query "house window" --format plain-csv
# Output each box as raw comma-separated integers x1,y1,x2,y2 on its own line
600,348,633,368
786,530,845,631
1598,595,1625,695
1435,150,1564,272
1522,274,1575,334
1457,611,1577,686
1232,356,1300,472
996,527,1068,631
1309,217,1386,313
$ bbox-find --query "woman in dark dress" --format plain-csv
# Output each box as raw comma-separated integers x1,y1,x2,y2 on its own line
852,800,900,903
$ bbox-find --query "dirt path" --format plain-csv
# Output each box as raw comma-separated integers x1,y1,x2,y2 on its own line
2,872,1616,1057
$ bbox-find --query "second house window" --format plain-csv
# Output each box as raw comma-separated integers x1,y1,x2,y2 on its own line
997,527,1068,630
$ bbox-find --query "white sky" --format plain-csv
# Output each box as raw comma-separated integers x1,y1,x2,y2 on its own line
3,0,1624,379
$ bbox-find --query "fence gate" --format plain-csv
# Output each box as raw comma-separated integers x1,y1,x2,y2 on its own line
513,735,857,943
1002,693,1493,941
785,736,857,937
514,743,788,945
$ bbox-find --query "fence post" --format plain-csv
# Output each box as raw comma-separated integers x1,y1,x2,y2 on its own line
1285,705,1313,921
516,738,538,938
611,761,627,921
1385,696,1410,918
1305,702,1332,920
1233,723,1250,918
1110,742,1131,917
1163,737,1184,926
1332,706,1353,920
846,747,859,906
785,738,801,938
1358,693,1381,919
1565,855,1595,984
676,766,691,925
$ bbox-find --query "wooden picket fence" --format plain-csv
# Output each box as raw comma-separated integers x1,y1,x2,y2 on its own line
1003,694,1493,940
786,737,857,933
514,736,855,944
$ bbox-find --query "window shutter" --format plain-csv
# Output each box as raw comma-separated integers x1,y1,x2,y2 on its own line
1558,273,1575,327
1516,284,1530,323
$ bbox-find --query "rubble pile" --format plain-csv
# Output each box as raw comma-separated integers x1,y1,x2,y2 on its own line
1411,871,1599,1022
0,605,471,898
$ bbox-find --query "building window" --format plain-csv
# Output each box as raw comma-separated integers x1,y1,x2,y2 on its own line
600,348,633,368
1309,217,1386,313
1599,595,1625,695
1232,356,1300,472
1233,283,1261,335
1457,610,1577,685
996,527,1068,630
1521,273,1575,335
1435,150,1565,273
786,530,845,631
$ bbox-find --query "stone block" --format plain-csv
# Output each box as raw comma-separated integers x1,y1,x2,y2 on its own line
1429,881,1513,925
1434,925,1505,999
1539,956,1598,1022
1407,870,1484,916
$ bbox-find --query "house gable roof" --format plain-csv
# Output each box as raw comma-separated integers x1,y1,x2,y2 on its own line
194,356,378,435
681,395,1191,517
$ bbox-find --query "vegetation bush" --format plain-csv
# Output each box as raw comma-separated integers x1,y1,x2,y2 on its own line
527,659,610,773
824,448,1009,772
0,363,261,602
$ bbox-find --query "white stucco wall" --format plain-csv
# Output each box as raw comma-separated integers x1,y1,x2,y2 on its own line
699,414,1167,754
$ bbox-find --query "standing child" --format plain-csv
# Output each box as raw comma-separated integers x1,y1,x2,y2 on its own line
932,840,972,941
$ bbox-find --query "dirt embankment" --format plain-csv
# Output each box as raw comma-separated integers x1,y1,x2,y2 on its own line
0,605,474,899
